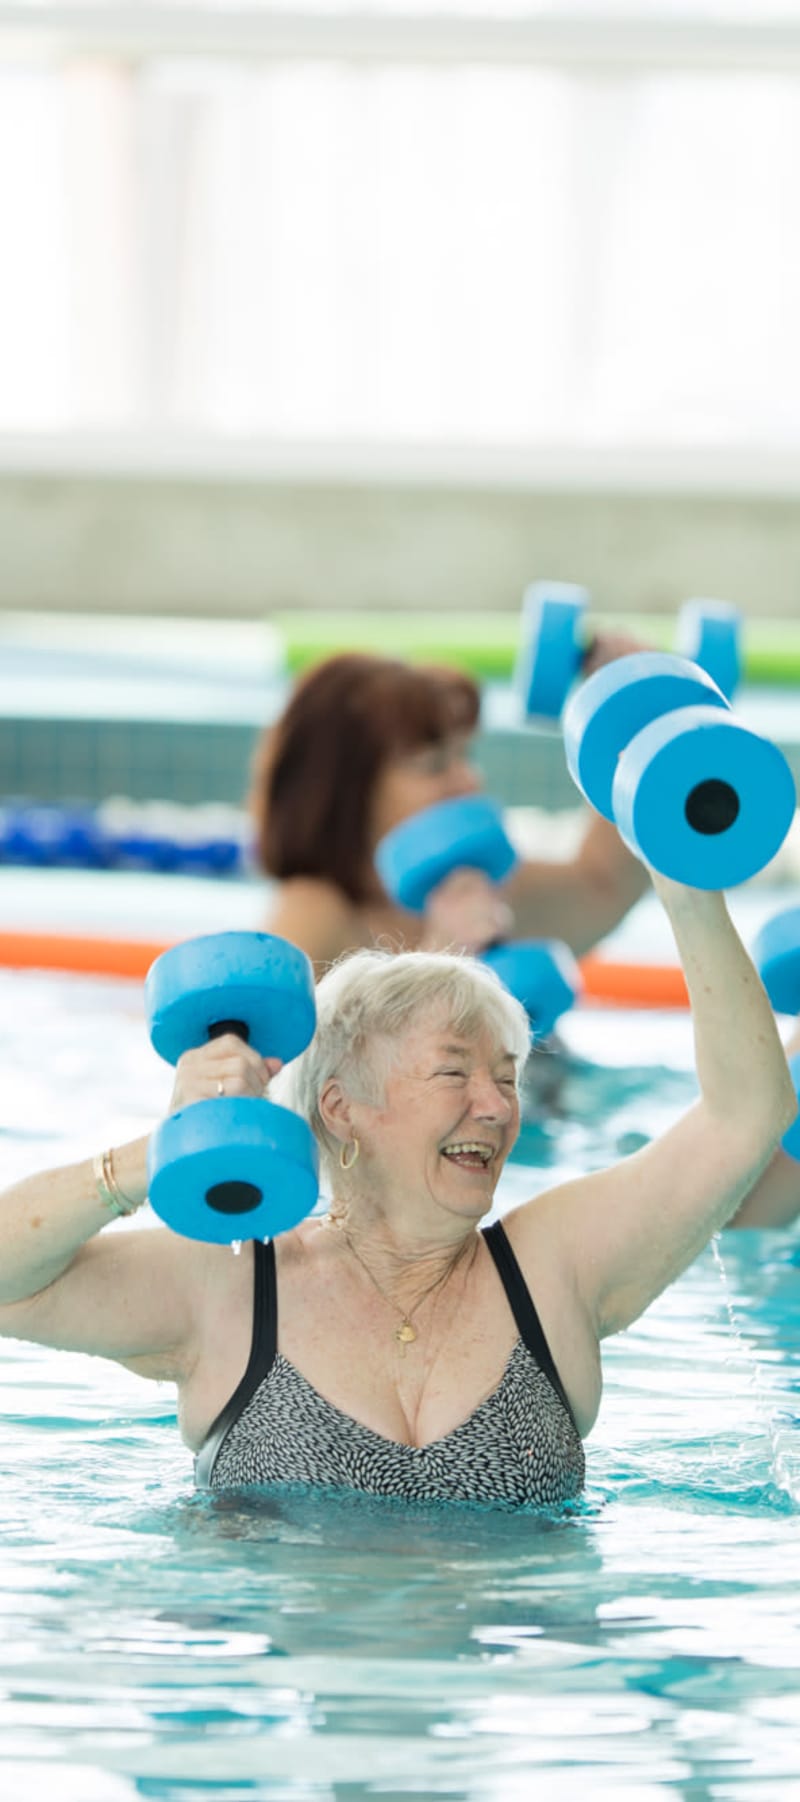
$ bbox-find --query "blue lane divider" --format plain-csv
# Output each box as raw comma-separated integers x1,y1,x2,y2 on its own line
0,799,252,877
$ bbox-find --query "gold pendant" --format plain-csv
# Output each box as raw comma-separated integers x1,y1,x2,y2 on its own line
395,1321,417,1349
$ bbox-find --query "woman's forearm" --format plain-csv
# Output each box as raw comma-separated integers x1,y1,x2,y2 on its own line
505,814,650,955
0,1137,149,1304
654,877,796,1141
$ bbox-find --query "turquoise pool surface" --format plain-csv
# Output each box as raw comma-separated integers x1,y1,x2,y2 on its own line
1,961,799,1799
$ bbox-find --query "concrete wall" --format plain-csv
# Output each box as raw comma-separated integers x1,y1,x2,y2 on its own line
2,472,800,620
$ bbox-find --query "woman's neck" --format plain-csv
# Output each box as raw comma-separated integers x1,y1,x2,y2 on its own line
325,1198,479,1305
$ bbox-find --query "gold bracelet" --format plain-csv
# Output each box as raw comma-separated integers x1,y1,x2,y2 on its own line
92,1149,141,1218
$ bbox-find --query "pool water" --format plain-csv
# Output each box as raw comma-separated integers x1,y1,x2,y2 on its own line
1,968,799,1800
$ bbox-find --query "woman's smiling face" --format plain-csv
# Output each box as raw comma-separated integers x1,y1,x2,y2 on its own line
348,1008,521,1225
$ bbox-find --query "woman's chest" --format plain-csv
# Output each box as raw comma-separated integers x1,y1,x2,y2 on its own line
277,1267,520,1448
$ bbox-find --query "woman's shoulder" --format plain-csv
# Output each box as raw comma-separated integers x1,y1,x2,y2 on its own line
264,877,368,965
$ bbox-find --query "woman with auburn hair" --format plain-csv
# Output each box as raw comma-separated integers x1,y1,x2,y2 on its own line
250,650,650,972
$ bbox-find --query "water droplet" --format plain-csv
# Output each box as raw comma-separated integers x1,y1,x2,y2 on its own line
231,1239,242,1257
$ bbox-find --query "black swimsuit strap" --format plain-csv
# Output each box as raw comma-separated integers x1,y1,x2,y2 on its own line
481,1218,576,1428
194,1239,277,1488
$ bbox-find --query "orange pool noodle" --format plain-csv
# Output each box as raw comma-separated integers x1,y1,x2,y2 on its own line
0,928,690,1008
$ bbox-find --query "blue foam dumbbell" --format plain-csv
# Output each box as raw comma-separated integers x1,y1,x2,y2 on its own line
376,795,579,1035
563,651,796,889
377,796,518,913
676,599,742,701
516,585,744,724
514,581,590,722
479,939,579,1037
752,906,800,1017
783,1052,800,1162
145,931,319,1244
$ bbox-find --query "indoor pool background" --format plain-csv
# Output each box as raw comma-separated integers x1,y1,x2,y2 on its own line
1,964,799,1801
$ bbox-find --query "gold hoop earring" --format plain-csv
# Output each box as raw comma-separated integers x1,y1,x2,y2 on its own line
339,1137,360,1172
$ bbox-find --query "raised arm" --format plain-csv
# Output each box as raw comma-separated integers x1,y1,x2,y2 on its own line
0,1033,274,1379
0,1137,194,1378
512,877,796,1359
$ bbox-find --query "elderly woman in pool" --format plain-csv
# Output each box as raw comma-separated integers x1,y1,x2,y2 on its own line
728,1017,800,1229
251,649,650,969
0,878,794,1507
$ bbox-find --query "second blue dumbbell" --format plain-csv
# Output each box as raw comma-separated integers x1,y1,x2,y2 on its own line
376,794,580,1035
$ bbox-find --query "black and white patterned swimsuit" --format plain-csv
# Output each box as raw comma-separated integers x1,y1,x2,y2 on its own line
195,1220,585,1507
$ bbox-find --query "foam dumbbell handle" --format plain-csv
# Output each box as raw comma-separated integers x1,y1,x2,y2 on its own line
515,582,589,721
751,907,800,1016
376,796,519,914
564,651,730,821
146,931,316,1067
677,599,742,702
612,705,797,889
481,939,579,1036
148,1097,320,1244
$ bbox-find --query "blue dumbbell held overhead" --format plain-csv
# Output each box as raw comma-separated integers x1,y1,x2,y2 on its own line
146,931,319,1244
376,795,579,1034
563,653,729,821
563,652,796,889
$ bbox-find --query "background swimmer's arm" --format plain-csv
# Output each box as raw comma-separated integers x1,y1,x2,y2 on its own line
501,625,652,955
502,815,650,956
726,1018,800,1228
517,884,796,1343
419,868,516,955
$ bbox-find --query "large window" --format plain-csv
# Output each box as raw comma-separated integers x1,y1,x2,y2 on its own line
2,4,800,460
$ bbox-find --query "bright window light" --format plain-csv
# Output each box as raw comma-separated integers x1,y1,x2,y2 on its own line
1,14,799,456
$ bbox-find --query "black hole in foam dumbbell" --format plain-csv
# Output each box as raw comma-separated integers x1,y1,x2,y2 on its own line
684,778,740,836
206,1180,263,1215
208,1019,251,1042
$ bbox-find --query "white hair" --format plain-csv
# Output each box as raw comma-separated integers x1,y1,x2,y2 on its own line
273,947,531,1179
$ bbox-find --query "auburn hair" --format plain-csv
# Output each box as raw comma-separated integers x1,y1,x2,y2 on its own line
249,652,481,903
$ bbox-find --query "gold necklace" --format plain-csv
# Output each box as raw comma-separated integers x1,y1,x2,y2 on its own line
339,1228,474,1355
